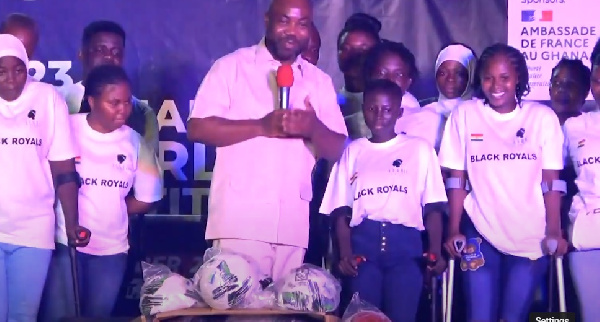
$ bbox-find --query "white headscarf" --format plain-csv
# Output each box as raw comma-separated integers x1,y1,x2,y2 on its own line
431,44,476,117
0,34,29,69
435,44,476,101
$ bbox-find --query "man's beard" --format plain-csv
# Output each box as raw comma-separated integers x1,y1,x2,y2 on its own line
266,36,305,62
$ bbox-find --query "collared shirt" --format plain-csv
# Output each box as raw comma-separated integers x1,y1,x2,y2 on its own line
62,82,159,153
189,39,347,248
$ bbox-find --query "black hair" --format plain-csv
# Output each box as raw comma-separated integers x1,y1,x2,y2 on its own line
82,20,126,47
550,58,591,97
591,37,600,67
473,43,529,103
363,39,419,81
363,78,404,102
0,13,37,33
337,13,381,49
80,65,131,113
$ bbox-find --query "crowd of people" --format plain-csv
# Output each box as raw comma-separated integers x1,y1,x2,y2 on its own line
0,0,599,321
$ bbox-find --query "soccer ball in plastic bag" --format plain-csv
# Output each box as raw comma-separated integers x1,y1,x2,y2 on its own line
194,253,260,310
277,265,340,312
140,273,199,315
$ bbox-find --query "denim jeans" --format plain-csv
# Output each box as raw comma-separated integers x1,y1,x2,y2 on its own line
349,219,424,322
460,218,548,322
570,249,600,322
0,242,52,322
39,243,127,321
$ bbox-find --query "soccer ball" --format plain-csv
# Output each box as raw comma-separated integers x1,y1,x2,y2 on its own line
277,265,340,313
194,253,260,310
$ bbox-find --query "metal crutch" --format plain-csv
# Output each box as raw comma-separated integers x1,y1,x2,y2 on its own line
69,229,91,317
425,253,438,322
445,239,464,322
68,246,82,317
546,239,567,312
442,269,448,321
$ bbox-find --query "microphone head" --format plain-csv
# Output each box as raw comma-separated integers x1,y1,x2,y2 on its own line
276,64,294,87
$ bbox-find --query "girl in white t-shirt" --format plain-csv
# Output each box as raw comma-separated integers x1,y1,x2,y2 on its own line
421,43,477,151
321,79,447,322
563,49,600,321
0,34,89,321
439,43,568,322
40,65,163,320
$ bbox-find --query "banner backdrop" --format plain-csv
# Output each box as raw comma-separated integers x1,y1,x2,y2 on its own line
1,0,511,317
508,0,598,101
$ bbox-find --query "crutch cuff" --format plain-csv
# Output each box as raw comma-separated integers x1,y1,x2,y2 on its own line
445,177,470,190
541,180,567,195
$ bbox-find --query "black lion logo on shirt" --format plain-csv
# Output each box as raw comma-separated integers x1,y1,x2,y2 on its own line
117,154,126,164
392,159,403,167
516,128,525,138
27,110,36,120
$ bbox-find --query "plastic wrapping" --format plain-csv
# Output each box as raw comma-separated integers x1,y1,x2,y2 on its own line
193,247,269,310
342,293,391,322
273,264,341,313
139,261,203,316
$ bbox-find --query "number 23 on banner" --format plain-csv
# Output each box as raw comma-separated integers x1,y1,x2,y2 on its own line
28,60,74,89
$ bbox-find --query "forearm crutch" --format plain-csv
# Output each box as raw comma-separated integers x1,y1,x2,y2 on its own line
425,253,438,322
442,269,448,321
546,239,567,313
444,259,455,322
69,229,91,317
445,239,464,322
69,246,82,317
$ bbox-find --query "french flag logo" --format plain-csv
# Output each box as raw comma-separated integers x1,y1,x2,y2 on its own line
521,10,553,22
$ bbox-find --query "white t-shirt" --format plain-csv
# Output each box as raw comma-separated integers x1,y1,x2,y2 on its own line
439,99,564,259
395,108,444,152
421,98,468,152
0,81,77,249
563,111,600,250
320,134,447,230
55,114,163,256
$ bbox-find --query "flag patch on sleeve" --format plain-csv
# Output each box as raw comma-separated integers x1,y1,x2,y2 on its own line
470,134,484,142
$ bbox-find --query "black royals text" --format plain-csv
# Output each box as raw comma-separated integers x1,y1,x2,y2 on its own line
471,153,537,163
354,185,408,201
80,177,129,189
1,137,42,146
577,156,600,168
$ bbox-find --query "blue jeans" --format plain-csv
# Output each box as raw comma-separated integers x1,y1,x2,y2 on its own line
349,219,423,322
570,249,600,322
39,243,127,321
0,242,52,322
460,218,548,322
